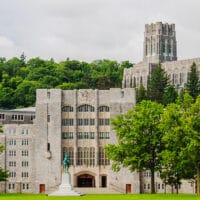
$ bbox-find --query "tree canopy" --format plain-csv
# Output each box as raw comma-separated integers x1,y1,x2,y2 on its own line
0,56,133,109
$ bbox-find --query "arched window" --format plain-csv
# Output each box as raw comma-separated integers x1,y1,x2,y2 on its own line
77,104,95,112
98,106,109,112
62,106,73,112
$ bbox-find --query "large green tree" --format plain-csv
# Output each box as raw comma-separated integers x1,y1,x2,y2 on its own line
159,94,195,193
106,100,164,193
186,62,200,99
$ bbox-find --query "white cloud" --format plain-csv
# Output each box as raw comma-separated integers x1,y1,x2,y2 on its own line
0,0,199,62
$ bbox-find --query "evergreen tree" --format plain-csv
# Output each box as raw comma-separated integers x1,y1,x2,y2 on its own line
186,62,200,99
147,64,169,104
162,85,178,106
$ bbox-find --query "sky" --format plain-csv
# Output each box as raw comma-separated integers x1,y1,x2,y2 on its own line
0,0,199,63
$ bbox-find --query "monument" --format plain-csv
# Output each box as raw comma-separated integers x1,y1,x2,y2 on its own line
49,153,82,196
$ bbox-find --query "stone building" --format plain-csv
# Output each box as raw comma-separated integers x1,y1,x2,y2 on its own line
122,22,200,89
0,88,141,194
0,22,198,194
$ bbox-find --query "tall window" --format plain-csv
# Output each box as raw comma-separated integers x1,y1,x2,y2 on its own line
99,147,110,166
62,106,73,112
63,147,74,165
77,104,95,112
77,147,95,166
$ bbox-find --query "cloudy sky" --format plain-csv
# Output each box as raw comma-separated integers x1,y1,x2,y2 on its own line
0,0,199,63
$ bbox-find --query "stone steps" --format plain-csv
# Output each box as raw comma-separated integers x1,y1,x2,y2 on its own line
74,187,122,194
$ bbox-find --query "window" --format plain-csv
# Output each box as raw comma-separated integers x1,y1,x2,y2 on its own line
9,129,16,135
99,106,109,112
21,129,29,135
77,104,95,112
22,150,29,156
77,132,95,139
22,161,29,167
62,132,73,139
22,139,29,146
22,172,29,178
158,183,160,189
30,115,35,120
9,161,16,167
11,114,24,121
99,147,110,166
147,184,150,189
8,183,15,189
77,119,95,126
144,184,146,189
22,183,29,190
77,147,95,166
162,184,165,189
62,106,73,112
9,172,16,178
98,119,110,126
0,113,5,120
9,139,16,145
62,119,74,126
9,150,16,157
98,132,110,139
47,91,51,99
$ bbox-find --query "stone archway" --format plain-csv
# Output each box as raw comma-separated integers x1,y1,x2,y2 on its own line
77,174,95,187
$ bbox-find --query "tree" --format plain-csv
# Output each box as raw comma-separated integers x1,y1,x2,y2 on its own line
106,100,164,193
159,95,195,193
162,85,178,106
0,124,9,181
186,62,200,99
147,64,169,104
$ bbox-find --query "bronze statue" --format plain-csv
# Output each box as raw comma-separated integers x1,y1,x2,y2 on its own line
63,153,70,172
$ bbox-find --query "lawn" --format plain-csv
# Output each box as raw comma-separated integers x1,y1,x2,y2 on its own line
0,194,200,200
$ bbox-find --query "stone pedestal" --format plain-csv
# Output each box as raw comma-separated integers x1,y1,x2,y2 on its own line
49,172,82,196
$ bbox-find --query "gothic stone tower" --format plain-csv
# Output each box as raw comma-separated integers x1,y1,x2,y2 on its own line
143,22,177,63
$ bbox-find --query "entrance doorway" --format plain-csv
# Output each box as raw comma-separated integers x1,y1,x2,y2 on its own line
126,184,131,193
101,176,107,187
77,174,95,187
39,184,45,193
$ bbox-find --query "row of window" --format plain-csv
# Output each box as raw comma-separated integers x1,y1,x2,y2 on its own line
0,114,5,120
144,171,160,178
9,161,29,167
62,105,110,112
62,147,110,166
62,118,110,126
8,150,29,157
77,132,95,139
11,115,24,121
8,139,29,146
144,183,165,190
9,172,29,178
7,129,29,135
8,183,30,190
62,132,110,140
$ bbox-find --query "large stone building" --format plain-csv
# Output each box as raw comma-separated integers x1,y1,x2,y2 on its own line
122,22,200,89
0,22,197,194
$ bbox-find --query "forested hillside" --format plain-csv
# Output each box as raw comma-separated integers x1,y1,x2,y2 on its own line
0,55,133,109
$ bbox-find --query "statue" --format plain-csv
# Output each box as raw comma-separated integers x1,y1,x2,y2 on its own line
63,153,70,173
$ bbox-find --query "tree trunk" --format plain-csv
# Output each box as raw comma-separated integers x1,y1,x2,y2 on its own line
150,168,155,193
197,164,200,195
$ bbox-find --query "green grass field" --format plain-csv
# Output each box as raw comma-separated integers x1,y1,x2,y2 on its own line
0,194,200,200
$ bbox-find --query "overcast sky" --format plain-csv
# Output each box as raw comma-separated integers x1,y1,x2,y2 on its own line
0,0,199,63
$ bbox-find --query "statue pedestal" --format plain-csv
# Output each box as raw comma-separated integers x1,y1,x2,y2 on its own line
49,172,82,196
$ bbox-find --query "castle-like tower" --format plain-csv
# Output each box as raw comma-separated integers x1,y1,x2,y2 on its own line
143,22,177,63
